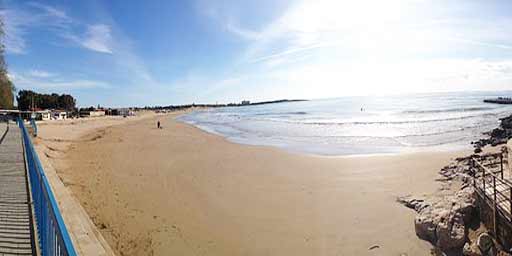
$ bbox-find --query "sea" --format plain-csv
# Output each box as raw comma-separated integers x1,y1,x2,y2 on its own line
178,91,512,156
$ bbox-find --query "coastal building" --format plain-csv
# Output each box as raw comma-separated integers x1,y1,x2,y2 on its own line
51,110,68,120
80,109,106,117
241,100,250,105
34,110,51,121
106,108,135,116
118,108,134,116
29,110,68,121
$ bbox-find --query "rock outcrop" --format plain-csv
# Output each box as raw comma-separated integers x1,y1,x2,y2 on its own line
473,114,512,153
413,186,476,250
397,155,479,252
397,152,506,253
462,232,501,256
477,233,496,255
396,195,429,212
463,241,481,256
398,112,512,254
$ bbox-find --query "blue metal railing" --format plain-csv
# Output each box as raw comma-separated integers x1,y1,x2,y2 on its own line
18,118,77,256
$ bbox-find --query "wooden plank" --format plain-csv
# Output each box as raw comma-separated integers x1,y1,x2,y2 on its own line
0,123,35,256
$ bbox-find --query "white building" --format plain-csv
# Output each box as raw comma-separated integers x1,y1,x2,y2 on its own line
33,110,51,121
51,110,68,120
118,108,135,117
80,109,106,117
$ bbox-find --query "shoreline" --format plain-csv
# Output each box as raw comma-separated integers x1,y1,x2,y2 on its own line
36,112,469,255
177,112,474,159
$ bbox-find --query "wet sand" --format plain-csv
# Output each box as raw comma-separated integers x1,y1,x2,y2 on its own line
35,111,469,256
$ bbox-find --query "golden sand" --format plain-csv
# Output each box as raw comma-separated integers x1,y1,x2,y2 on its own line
35,111,468,255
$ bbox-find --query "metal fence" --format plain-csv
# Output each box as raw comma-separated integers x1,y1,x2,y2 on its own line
18,118,77,256
471,152,512,250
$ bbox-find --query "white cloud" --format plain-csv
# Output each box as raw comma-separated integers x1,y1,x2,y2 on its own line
10,71,110,90
233,0,424,65
212,0,512,67
28,2,71,22
80,24,113,54
226,23,261,40
2,3,114,54
0,3,73,54
3,1,156,102
191,0,512,101
190,58,512,103
1,9,33,54
39,80,110,89
28,69,56,78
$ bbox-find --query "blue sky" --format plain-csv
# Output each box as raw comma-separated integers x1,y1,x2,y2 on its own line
2,0,512,107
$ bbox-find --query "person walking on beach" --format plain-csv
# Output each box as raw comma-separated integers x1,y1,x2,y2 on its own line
157,120,161,129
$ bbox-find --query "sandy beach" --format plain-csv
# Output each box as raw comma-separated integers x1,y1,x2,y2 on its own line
34,111,469,256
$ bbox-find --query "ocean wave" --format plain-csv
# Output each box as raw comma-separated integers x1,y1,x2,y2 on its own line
258,123,490,139
401,107,496,114
394,135,474,147
177,93,512,155
254,111,308,116
253,112,500,126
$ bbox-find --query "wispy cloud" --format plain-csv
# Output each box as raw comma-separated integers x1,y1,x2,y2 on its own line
1,2,114,54
9,70,110,90
226,23,261,41
3,1,156,102
82,24,113,53
189,0,512,102
1,9,35,54
1,13,27,54
28,69,56,78
453,38,512,50
65,24,113,54
26,2,73,27
211,0,512,69
0,2,73,54
250,41,335,63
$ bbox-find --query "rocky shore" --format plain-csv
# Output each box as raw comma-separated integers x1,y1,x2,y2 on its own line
398,153,509,255
398,114,512,255
473,115,512,153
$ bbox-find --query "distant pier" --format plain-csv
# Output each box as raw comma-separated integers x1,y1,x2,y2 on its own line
484,97,512,104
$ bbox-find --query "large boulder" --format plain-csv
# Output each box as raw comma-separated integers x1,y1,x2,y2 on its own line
491,128,506,139
415,208,438,242
501,116,512,130
463,242,482,256
414,187,476,250
477,233,495,255
436,213,466,250
453,187,477,223
472,113,512,148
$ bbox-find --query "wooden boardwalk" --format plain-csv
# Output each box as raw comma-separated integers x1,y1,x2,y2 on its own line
0,122,35,256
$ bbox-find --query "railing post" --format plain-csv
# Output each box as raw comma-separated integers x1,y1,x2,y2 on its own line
472,158,476,188
483,168,486,196
500,154,504,180
493,176,497,236
18,118,77,256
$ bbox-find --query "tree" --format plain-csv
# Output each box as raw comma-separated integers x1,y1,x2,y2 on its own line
0,17,15,109
58,94,76,110
16,90,36,111
16,90,76,111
